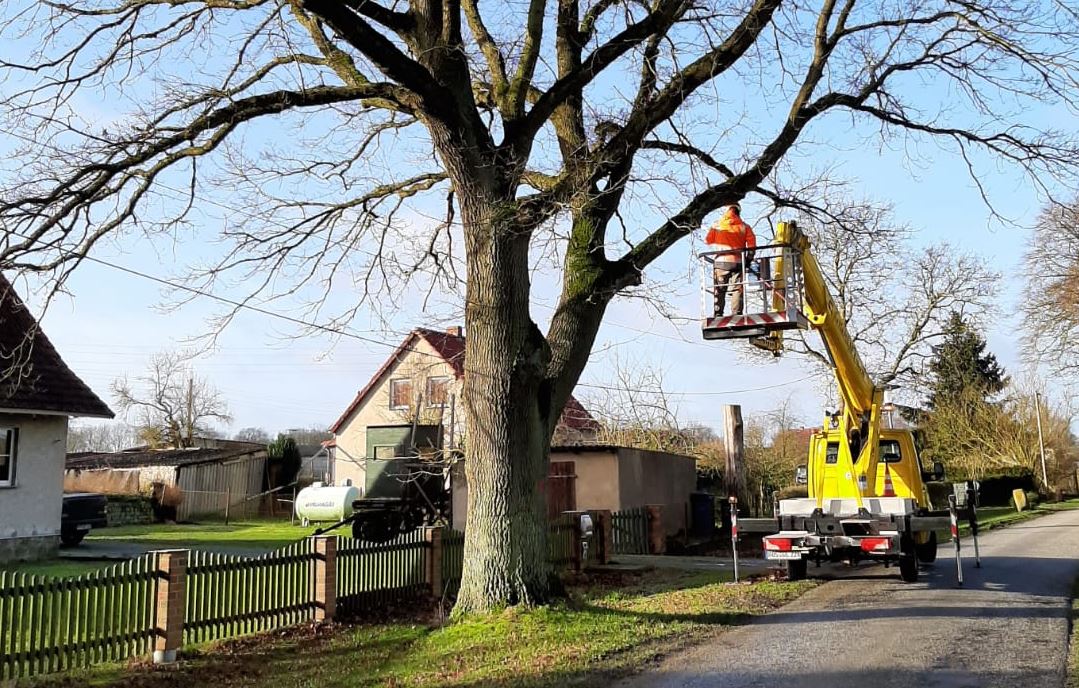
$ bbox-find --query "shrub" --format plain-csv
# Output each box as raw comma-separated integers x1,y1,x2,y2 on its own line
776,486,809,500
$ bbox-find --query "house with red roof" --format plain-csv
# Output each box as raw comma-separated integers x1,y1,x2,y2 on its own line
330,326,697,538
0,275,114,562
328,326,599,492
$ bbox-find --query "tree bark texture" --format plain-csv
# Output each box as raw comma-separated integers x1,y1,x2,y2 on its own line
452,184,558,611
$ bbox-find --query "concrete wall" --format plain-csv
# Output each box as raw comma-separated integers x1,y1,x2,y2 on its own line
616,448,697,536
0,412,68,562
549,449,620,512
333,337,464,489
64,467,144,495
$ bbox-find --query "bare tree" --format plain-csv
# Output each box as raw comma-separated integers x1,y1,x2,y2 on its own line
1022,199,1079,375
67,422,139,453
112,352,232,448
1,0,1078,611
763,199,999,397
584,356,725,470
234,427,272,444
743,397,808,515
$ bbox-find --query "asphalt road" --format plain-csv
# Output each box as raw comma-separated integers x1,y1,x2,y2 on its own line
619,507,1079,688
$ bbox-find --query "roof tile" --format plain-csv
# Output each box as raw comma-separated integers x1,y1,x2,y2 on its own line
0,275,113,418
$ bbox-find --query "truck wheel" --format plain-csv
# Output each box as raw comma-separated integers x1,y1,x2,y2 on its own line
916,531,938,563
786,558,808,581
60,531,86,547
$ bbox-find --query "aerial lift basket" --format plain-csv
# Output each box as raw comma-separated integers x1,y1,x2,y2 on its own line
699,241,809,341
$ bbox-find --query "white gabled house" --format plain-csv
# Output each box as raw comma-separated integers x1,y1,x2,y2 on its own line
0,275,113,562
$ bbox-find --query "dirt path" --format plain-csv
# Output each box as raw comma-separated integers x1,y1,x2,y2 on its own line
619,508,1079,688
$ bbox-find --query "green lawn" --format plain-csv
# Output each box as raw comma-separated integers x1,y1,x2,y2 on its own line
87,518,321,551
29,569,815,688
0,558,110,578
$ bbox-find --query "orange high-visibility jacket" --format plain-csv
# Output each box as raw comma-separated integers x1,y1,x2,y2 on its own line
706,208,756,255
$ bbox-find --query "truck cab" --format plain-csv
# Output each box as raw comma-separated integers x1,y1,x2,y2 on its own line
807,428,934,508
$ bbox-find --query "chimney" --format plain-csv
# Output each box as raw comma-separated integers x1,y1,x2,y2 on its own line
446,325,463,338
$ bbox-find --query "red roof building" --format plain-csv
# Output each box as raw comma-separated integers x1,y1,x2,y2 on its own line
329,326,598,491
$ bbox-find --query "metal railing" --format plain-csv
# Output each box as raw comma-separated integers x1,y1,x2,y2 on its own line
698,242,806,322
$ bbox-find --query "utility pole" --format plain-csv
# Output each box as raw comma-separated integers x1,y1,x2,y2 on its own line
1035,391,1049,490
186,377,194,447
722,405,746,503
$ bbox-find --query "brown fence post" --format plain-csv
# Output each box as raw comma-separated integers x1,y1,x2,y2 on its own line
646,505,666,555
153,549,188,664
593,510,613,564
312,536,337,622
425,527,444,598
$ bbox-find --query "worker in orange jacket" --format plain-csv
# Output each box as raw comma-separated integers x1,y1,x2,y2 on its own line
705,203,757,316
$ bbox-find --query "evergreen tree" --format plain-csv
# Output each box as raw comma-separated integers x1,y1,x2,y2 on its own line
927,313,1007,408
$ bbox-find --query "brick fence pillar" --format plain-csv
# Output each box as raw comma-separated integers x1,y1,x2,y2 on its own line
313,535,337,622
646,505,666,555
593,510,613,564
425,527,444,598
153,549,187,664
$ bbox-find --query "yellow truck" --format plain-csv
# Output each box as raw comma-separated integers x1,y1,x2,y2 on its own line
702,221,955,582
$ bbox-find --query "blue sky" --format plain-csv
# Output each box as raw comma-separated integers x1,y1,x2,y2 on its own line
1,4,1069,439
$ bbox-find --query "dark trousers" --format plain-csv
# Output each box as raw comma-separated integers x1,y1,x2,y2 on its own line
713,263,744,316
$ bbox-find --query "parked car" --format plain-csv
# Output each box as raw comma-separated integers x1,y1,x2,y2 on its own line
61,493,108,546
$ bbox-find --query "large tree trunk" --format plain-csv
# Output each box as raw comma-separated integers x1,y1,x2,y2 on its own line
453,189,558,612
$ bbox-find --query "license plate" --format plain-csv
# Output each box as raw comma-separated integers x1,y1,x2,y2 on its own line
765,551,802,561
76,524,92,531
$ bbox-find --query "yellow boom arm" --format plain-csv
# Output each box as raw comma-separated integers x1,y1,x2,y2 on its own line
772,221,884,508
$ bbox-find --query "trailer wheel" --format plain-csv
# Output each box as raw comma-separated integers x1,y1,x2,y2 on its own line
786,558,808,581
916,531,938,563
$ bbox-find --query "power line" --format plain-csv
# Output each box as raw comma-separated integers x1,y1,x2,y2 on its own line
0,125,817,398
8,226,817,397
0,124,716,350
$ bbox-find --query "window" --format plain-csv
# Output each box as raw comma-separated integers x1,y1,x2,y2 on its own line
426,376,451,407
373,445,396,460
880,439,903,463
389,378,412,410
0,427,17,487
825,442,839,464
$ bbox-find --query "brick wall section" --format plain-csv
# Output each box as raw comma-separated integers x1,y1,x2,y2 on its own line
646,505,666,555
424,527,444,598
153,550,187,663
313,536,337,622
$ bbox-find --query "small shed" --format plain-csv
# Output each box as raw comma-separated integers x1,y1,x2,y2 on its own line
451,445,697,537
65,439,267,521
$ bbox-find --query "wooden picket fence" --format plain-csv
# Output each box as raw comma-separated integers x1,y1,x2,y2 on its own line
0,555,157,681
548,514,579,566
612,507,650,554
1,518,602,681
183,540,317,645
336,531,429,614
441,529,465,596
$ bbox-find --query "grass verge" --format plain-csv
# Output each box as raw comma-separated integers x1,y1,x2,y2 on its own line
932,498,1079,542
27,568,815,688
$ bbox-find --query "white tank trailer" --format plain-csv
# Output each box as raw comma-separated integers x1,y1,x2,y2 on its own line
294,484,361,524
